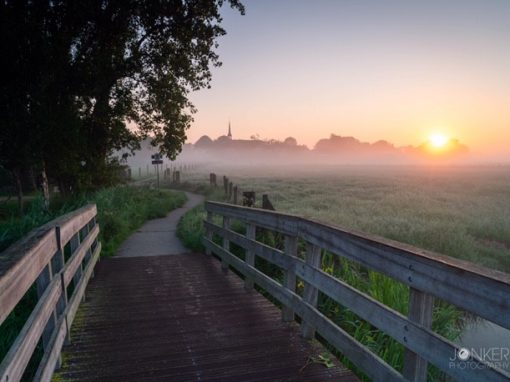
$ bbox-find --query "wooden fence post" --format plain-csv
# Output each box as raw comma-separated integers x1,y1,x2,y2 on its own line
53,227,67,316
223,176,228,195
222,216,231,271
302,243,322,339
403,288,434,382
206,211,213,256
233,186,238,204
35,262,57,352
228,182,233,201
210,173,217,187
282,235,298,322
245,223,256,290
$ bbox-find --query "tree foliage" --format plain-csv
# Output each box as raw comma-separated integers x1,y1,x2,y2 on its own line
0,0,244,194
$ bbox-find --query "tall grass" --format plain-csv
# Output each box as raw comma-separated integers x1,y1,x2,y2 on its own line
0,186,186,379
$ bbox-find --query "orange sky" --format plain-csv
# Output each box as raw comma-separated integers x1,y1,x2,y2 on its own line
186,1,510,160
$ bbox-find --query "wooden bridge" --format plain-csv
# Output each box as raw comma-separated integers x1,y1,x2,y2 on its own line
1,201,510,381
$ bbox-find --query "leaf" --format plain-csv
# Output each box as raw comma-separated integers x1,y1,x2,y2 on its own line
311,352,335,368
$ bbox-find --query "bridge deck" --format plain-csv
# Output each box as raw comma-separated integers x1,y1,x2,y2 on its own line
56,254,357,381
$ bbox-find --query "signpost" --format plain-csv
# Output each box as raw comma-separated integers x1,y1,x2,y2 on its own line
151,153,163,188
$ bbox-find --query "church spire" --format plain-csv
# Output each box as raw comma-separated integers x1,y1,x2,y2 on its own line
227,120,232,139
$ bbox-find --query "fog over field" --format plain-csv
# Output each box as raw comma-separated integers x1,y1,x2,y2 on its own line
122,129,510,173
161,160,510,273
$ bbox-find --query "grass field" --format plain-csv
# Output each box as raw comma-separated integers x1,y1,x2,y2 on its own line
198,165,510,273
176,164,510,380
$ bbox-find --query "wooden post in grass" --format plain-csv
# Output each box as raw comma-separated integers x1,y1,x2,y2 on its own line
223,176,228,195
210,173,217,187
233,186,238,204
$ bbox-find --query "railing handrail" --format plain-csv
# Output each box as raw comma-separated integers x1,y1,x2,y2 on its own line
203,200,510,382
0,203,101,382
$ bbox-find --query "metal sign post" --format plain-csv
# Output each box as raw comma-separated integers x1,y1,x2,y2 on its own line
151,153,163,189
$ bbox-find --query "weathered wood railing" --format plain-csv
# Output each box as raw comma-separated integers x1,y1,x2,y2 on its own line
0,204,101,382
203,201,510,382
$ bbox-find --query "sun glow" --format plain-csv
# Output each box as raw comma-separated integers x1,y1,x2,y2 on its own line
429,133,449,148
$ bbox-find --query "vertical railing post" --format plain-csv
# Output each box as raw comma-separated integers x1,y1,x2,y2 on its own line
35,260,56,351
282,235,298,322
70,231,85,303
244,223,256,290
205,211,213,255
53,227,67,317
53,226,70,351
403,288,434,382
222,216,231,271
301,243,321,339
83,222,92,265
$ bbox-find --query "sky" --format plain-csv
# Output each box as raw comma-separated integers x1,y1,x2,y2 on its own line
187,0,510,157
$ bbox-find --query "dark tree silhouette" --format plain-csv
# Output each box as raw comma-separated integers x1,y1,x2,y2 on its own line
0,0,244,200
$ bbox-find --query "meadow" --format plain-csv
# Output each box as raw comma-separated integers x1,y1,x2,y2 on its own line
176,164,510,380
210,164,510,272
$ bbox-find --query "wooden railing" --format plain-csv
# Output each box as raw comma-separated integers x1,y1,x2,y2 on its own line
0,205,101,382
203,201,510,382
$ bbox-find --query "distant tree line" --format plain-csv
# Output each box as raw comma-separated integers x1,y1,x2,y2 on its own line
0,0,244,210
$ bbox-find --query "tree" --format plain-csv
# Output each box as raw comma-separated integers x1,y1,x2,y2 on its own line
0,0,245,201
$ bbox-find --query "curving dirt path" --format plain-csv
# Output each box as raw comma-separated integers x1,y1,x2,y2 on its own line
116,191,204,257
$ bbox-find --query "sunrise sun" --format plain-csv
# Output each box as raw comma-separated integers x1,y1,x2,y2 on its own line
429,133,449,148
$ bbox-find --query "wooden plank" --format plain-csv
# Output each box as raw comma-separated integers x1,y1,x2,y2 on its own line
62,225,99,287
54,253,356,381
0,228,58,325
0,277,61,382
301,243,321,339
56,204,97,248
34,242,101,382
203,238,403,381
244,223,256,290
282,235,298,322
206,202,299,236
293,259,510,381
299,219,510,330
204,221,291,270
35,264,57,351
403,289,434,382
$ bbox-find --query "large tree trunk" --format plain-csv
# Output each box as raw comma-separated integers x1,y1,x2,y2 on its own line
40,162,50,211
12,169,23,214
